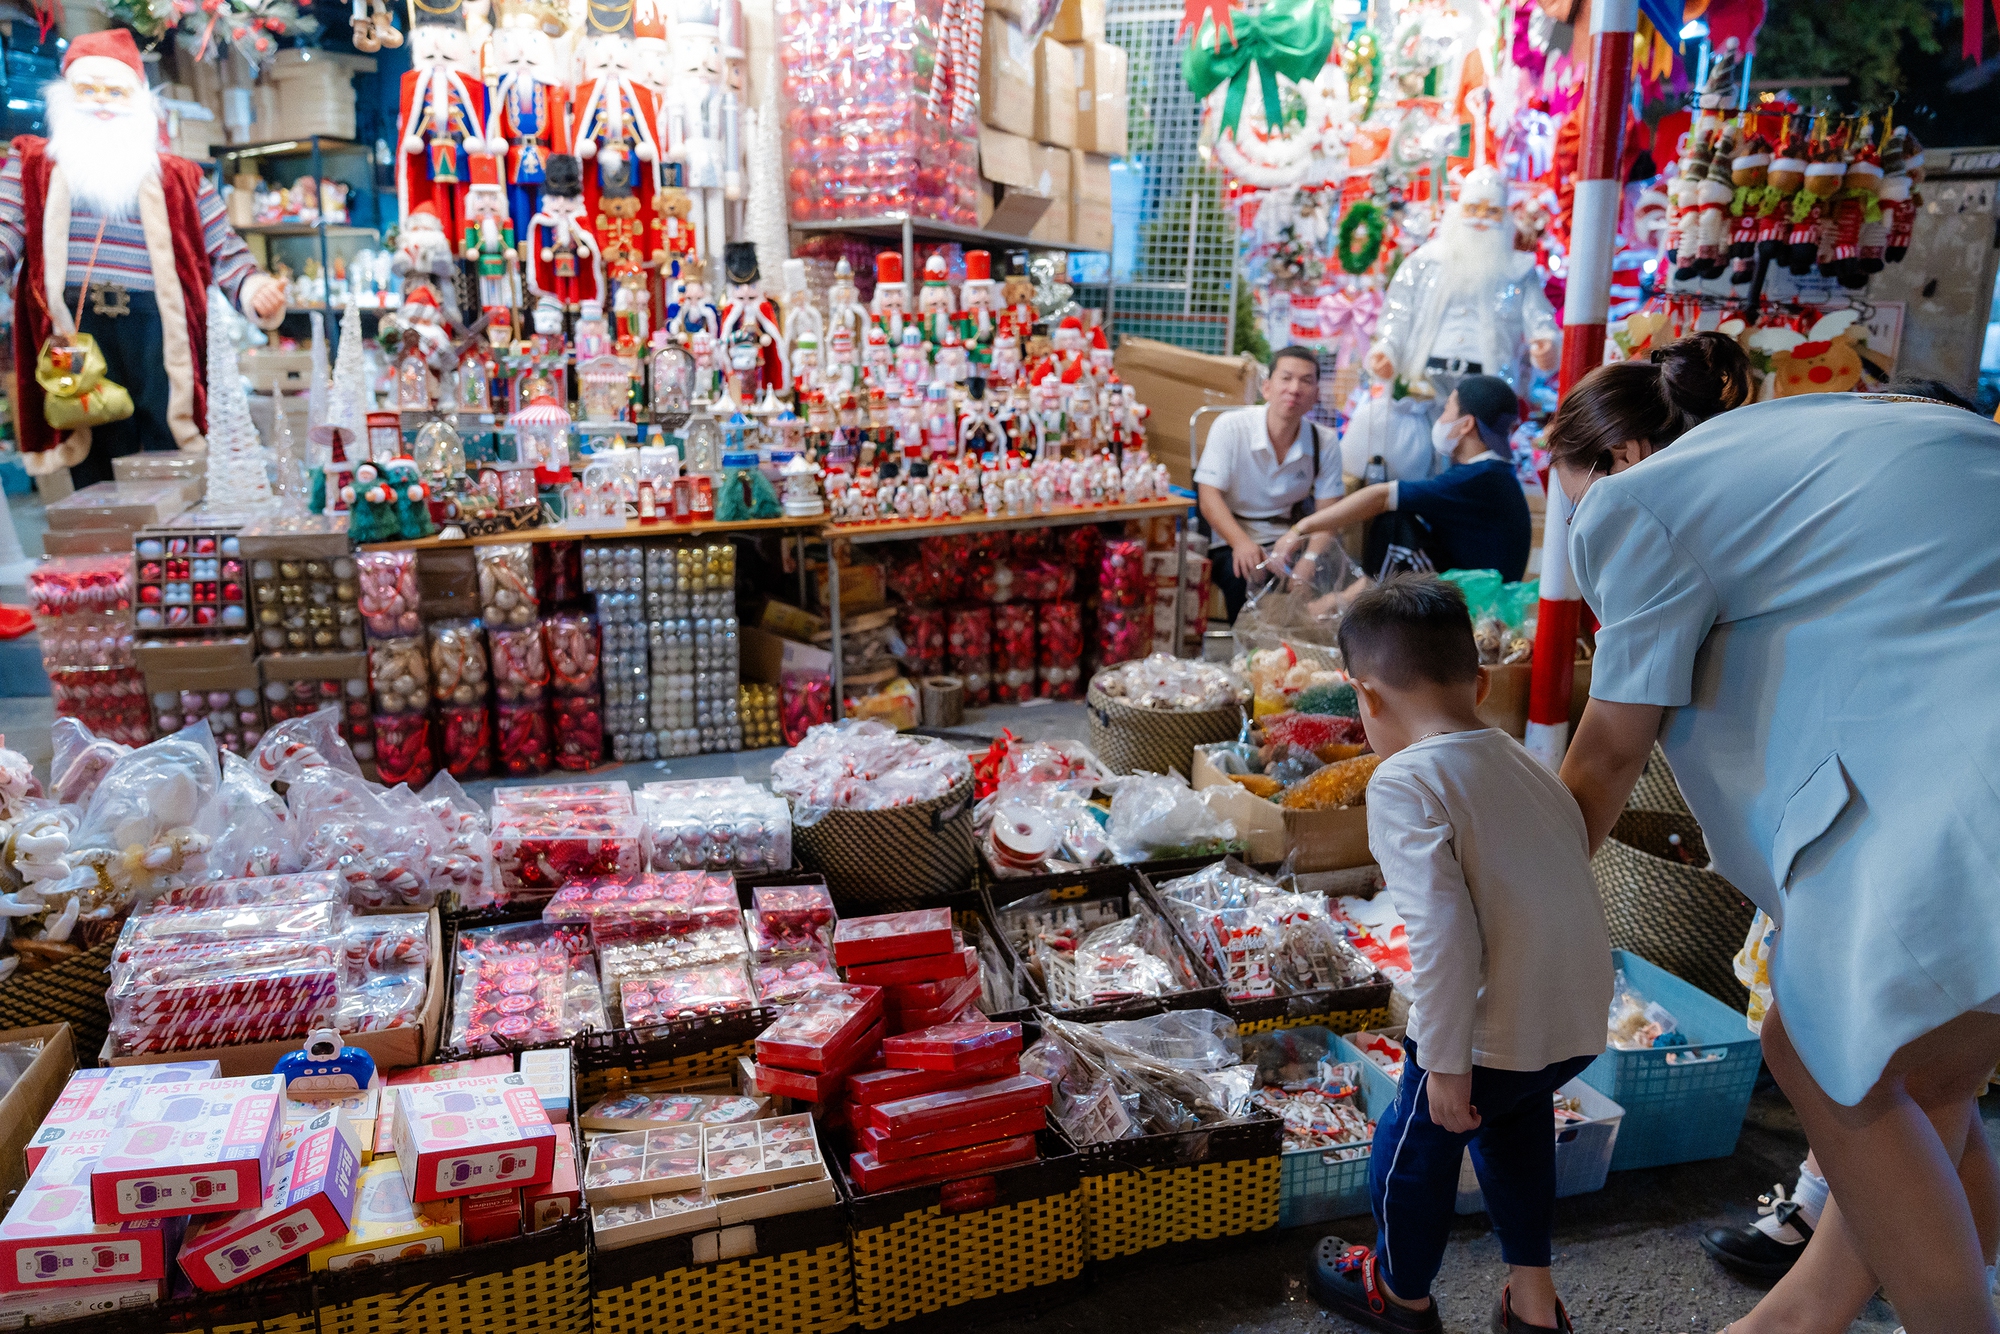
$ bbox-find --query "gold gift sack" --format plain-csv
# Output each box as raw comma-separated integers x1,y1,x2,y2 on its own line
37,332,134,431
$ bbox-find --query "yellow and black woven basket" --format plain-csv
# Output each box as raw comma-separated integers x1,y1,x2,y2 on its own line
840,1132,1085,1329
592,1198,854,1334
789,775,977,912
0,935,112,1062
1084,683,1242,780
1222,974,1393,1038
1593,809,1754,1010
1070,1116,1283,1265
573,1007,775,1104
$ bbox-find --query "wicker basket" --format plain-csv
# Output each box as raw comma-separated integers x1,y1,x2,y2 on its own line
0,935,113,1062
592,1200,854,1334
1070,1116,1282,1265
1627,744,1692,816
573,1008,775,1103
1084,684,1241,779
1592,810,1754,1010
789,775,977,912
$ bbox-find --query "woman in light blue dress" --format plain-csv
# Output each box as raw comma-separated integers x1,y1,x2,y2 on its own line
1551,335,2000,1334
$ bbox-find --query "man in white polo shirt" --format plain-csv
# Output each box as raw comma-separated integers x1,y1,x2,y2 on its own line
1194,346,1343,620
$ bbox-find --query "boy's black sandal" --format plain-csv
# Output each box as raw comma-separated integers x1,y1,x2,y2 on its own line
1490,1285,1575,1333
1307,1240,1445,1334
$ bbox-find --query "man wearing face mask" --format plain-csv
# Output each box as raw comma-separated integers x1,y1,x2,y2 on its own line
1270,374,1530,584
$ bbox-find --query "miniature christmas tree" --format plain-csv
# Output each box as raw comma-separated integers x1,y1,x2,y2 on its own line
329,294,371,438
203,288,277,513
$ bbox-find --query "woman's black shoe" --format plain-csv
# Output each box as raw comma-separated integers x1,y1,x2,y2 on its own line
1307,1240,1445,1334
1490,1286,1574,1333
1699,1183,1812,1282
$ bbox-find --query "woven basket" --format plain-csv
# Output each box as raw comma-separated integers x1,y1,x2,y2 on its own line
1627,744,1691,816
790,775,977,912
0,936,112,1062
592,1202,854,1334
1592,810,1754,1010
1071,1117,1282,1265
1085,684,1241,779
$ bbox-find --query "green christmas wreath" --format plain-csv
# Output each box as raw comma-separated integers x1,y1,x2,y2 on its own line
1336,201,1386,275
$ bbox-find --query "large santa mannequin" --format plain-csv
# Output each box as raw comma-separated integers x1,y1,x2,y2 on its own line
1364,165,1558,399
3,30,285,485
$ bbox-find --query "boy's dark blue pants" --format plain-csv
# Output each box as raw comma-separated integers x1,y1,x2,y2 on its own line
1367,1037,1598,1301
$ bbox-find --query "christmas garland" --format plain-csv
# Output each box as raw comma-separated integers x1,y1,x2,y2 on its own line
1336,200,1385,275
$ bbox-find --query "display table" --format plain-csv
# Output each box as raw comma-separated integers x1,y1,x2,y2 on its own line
358,515,825,551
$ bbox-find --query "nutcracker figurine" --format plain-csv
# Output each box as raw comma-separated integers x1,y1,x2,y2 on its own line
594,157,655,352
895,324,928,392
463,155,520,349
662,0,742,279
789,328,821,399
396,0,487,238
826,256,867,347
484,0,566,237
717,241,786,394
571,0,663,206
991,316,1022,383
955,249,997,367
524,153,604,310
914,253,955,349
870,250,909,343
668,257,721,346
862,324,892,387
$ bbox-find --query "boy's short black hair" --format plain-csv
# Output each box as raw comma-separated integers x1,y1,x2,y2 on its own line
1337,574,1481,690
1270,345,1321,377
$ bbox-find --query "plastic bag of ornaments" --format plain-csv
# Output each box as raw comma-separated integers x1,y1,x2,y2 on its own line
1090,654,1247,712
637,779,792,873
768,720,972,821
47,715,132,807
448,920,607,1052
1153,859,1374,1001
417,770,494,908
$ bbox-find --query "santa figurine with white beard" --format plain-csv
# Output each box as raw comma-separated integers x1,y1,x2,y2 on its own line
1363,165,1558,400
1,29,285,485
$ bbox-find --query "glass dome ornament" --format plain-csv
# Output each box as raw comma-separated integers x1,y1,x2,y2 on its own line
683,407,722,477
412,415,466,484
579,356,632,424
650,339,696,429
508,393,572,474
780,452,824,517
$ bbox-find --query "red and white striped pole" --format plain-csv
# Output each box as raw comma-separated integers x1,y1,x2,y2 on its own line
1524,0,1636,772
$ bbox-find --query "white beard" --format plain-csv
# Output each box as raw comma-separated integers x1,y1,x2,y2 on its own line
45,82,161,220
1427,213,1516,304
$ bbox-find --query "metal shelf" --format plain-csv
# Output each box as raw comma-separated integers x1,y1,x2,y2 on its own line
217,136,374,160
790,214,1108,254
239,224,380,238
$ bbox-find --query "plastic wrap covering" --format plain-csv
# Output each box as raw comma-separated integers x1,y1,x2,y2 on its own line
1023,1010,1257,1144
638,779,792,873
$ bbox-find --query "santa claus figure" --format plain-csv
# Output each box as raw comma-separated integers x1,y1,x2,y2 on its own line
4,30,285,484
397,0,487,239
396,200,458,305
1365,165,1557,398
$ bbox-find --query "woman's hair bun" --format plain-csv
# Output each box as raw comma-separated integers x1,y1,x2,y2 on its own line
1653,331,1753,427
1544,331,1752,476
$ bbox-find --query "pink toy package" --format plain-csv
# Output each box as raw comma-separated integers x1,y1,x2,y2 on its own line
0,1147,172,1294
393,1073,556,1203
90,1076,284,1224
178,1109,362,1292
25,1062,219,1174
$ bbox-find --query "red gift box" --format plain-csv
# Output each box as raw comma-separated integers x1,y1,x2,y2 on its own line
752,983,885,1072
882,975,983,1033
858,1108,1047,1162
842,1052,1021,1106
751,1022,883,1102
860,1074,1050,1138
847,1132,1039,1195
831,909,954,966
844,945,978,987
878,1022,1023,1073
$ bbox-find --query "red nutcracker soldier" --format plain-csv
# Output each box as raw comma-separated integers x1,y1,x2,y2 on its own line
397,0,487,240
463,154,520,350
718,242,786,396
594,156,655,353
953,249,997,369
869,251,908,343
484,0,568,239
913,253,955,350
525,153,604,311
570,0,661,221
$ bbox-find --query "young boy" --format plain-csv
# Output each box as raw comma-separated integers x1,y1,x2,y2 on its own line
1309,575,1612,1334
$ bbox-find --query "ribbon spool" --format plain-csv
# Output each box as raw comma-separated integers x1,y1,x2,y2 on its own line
921,675,965,729
988,799,1057,872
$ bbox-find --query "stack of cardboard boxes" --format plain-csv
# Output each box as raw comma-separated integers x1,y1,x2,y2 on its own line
978,0,1127,247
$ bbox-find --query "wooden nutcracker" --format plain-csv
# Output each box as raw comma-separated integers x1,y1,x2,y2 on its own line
524,152,604,311
397,0,487,239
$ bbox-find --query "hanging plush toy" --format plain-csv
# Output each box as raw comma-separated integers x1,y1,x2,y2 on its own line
1750,310,1866,396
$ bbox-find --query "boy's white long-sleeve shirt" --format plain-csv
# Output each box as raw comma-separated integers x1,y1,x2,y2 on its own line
1365,729,1614,1076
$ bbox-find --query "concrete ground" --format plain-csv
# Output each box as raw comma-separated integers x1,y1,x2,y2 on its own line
7,488,1995,1333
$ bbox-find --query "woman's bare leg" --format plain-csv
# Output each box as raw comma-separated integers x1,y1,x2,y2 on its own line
1757,1006,2000,1334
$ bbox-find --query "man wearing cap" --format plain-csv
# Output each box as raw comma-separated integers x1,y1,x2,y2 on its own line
1270,374,1531,585
0,28,286,485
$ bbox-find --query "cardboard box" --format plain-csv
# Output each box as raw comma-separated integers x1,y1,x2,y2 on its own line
285,1077,382,1166
103,909,444,1079
40,528,142,556
1034,38,1078,148
393,1073,556,1203
1190,746,1374,872
1075,40,1128,156
26,1060,221,1177
0,1147,174,1294
517,1049,571,1123
978,124,1036,191
979,12,1035,138
525,1125,580,1231
459,1187,522,1245
0,1027,80,1195
807,560,887,611
0,1277,159,1327
1069,149,1114,251
1475,659,1595,739
308,1159,461,1271
1112,337,1266,488
177,1110,362,1291
42,482,188,532
590,1190,717,1249
1049,0,1105,43
376,1056,513,1159
91,1076,285,1224
1026,143,1073,244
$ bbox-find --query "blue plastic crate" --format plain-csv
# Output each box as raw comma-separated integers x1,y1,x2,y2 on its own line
1582,950,1762,1171
1265,1031,1402,1228
1455,1078,1624,1214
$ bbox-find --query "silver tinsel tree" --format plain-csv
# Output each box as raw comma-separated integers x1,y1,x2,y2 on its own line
329,295,370,438
202,287,276,513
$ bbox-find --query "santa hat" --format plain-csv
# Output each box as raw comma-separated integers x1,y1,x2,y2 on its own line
1457,165,1505,209
62,29,145,86
468,154,504,188
1089,325,1109,353
875,252,904,286
406,201,443,231
1058,315,1085,336
403,286,441,311
963,250,992,284
922,254,949,287
865,326,888,347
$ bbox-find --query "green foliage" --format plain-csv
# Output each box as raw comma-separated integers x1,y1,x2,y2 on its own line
1753,0,1940,107
1234,282,1271,362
